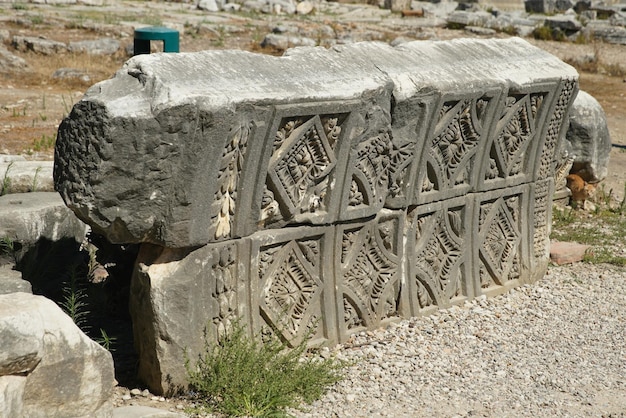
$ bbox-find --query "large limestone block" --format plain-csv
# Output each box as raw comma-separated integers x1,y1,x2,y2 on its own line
565,90,611,183
55,47,393,247
0,293,115,418
55,38,577,251
0,160,54,193
0,192,89,246
130,241,248,394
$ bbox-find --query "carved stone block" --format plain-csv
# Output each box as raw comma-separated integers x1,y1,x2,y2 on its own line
405,196,473,316
248,226,337,348
130,240,248,394
472,185,531,297
334,210,405,341
53,38,580,395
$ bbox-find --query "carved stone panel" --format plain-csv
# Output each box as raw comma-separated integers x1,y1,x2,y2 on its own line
473,186,530,296
405,197,472,316
536,78,578,181
249,227,337,347
478,89,550,190
254,101,371,230
413,92,500,205
334,211,404,340
530,178,554,280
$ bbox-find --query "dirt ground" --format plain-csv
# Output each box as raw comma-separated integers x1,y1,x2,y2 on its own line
1,1,625,201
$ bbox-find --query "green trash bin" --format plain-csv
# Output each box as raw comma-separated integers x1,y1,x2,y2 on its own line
133,26,179,55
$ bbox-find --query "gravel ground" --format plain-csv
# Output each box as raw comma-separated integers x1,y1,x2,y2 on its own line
289,263,626,418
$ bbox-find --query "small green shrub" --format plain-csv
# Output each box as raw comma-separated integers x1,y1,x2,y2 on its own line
186,322,345,417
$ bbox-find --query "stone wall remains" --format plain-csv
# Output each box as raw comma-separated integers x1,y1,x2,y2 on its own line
54,37,578,394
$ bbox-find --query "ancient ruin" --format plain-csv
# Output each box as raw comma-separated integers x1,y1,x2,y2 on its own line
54,37,578,394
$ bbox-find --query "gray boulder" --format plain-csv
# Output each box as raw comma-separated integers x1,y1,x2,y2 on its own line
0,46,30,74
68,38,121,55
0,292,114,418
0,266,31,294
565,90,611,183
12,36,68,55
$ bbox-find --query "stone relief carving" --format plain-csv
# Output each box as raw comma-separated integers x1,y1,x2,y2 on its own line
538,79,577,179
258,238,324,345
212,119,251,240
339,217,400,331
262,115,346,224
211,243,238,341
532,179,552,259
478,195,522,288
422,98,490,194
410,207,465,308
487,93,546,180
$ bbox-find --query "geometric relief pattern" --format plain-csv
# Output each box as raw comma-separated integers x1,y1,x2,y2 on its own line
533,179,551,260
210,243,239,341
340,218,400,331
486,93,545,180
410,207,465,309
478,195,522,288
261,114,346,223
537,78,577,180
258,238,323,345
347,105,414,209
421,97,491,193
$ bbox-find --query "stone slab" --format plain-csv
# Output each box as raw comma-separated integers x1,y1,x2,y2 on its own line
550,240,590,265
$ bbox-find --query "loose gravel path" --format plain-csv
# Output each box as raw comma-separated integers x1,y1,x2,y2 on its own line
291,263,626,418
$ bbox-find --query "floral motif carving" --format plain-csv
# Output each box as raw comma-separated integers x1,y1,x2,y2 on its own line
210,244,238,341
340,220,399,328
259,240,323,344
533,179,551,259
487,93,545,180
422,98,488,192
213,119,251,239
411,209,464,307
478,195,521,287
265,115,342,222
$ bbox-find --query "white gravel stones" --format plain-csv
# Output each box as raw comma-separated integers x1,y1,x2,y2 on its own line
294,263,626,417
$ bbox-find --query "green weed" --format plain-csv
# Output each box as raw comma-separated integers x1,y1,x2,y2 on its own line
186,322,345,417
1,161,14,196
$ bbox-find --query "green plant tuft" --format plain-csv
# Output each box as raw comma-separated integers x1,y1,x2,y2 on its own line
185,322,345,417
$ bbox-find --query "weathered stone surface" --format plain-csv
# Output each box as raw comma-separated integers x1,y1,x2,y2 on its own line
0,160,54,193
0,376,25,418
68,38,121,55
56,39,578,394
112,405,187,418
0,192,89,247
550,240,590,265
583,21,626,45
52,67,91,83
0,46,30,74
565,90,611,183
260,33,317,49
0,266,31,294
12,35,68,54
0,293,114,418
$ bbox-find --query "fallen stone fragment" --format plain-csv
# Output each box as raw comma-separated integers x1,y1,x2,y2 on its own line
0,293,115,418
0,160,54,193
0,192,89,248
12,36,68,55
68,38,121,55
565,90,611,183
0,46,30,74
550,240,590,265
